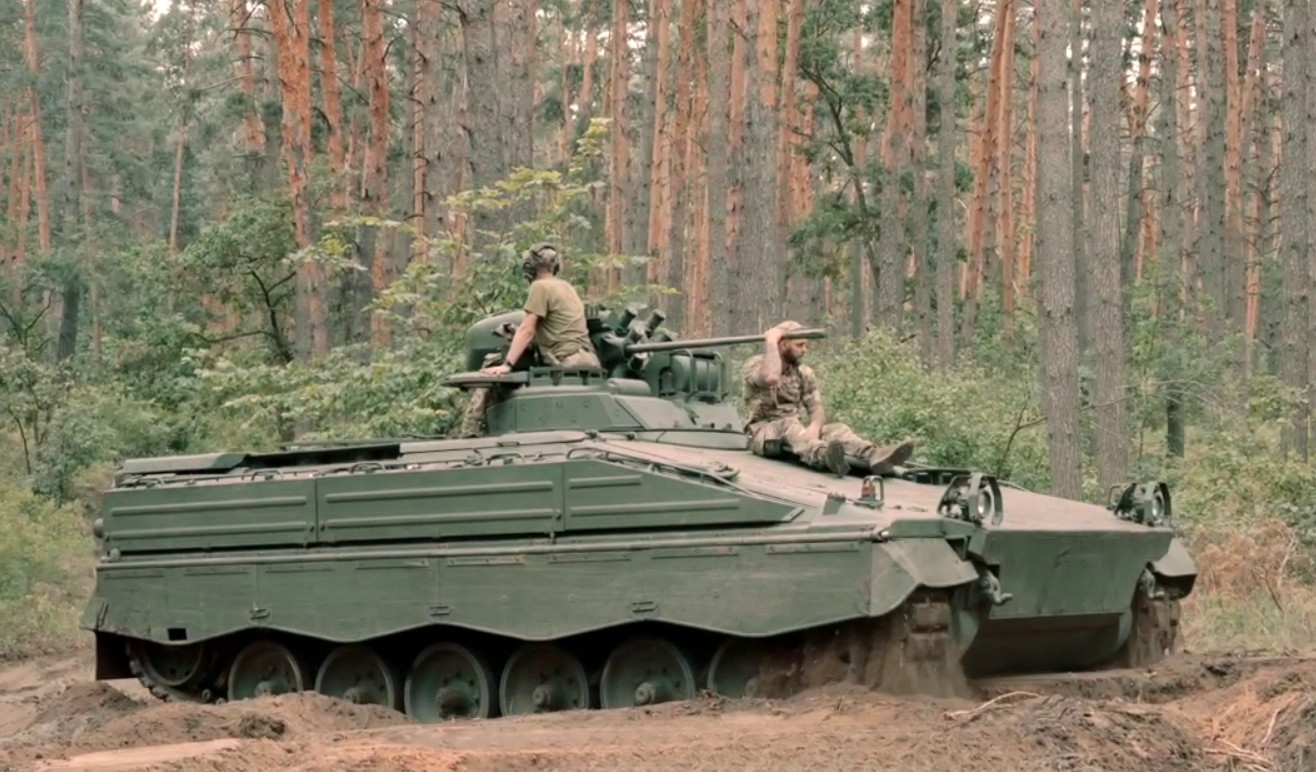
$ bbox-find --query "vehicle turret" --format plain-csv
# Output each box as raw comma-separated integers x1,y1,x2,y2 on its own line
446,304,825,444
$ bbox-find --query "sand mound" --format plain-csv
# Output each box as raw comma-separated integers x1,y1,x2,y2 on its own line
1,682,148,749
70,692,410,753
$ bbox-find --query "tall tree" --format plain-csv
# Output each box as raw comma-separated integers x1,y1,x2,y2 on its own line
1087,0,1128,487
1195,0,1227,342
1159,0,1186,458
1034,1,1083,496
739,0,782,332
1279,0,1308,459
935,0,958,368
56,0,87,362
706,0,732,335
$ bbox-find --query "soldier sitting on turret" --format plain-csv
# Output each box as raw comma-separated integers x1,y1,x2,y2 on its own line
456,243,602,438
742,320,914,477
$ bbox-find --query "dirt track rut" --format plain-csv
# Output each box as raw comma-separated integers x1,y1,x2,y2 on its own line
1,649,1313,772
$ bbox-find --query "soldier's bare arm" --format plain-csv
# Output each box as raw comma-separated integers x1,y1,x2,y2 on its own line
481,284,548,374
758,327,785,387
504,314,539,366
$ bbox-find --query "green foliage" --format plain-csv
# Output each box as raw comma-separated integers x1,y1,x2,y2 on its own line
801,327,1052,491
195,118,666,444
178,194,300,353
0,481,90,660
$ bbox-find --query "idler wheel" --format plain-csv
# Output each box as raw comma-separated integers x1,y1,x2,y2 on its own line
706,638,769,699
403,642,496,722
598,636,696,710
226,640,309,702
498,643,592,716
313,644,401,710
131,640,211,689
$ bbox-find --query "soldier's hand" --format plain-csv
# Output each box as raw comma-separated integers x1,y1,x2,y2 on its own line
481,363,512,375
764,327,784,343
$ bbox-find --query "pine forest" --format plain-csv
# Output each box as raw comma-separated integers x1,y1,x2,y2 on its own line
2,0,1316,693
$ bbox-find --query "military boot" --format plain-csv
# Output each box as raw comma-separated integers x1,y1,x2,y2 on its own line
817,439,850,477
866,440,914,475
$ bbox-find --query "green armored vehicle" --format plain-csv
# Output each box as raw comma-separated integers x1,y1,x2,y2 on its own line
81,304,1195,720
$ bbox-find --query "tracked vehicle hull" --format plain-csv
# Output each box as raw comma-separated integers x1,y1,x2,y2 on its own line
81,305,1195,720
83,432,1190,719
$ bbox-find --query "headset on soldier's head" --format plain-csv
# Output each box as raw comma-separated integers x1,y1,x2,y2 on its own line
521,242,562,282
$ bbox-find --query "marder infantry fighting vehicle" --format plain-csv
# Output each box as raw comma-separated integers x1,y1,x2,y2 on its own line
81,304,1196,720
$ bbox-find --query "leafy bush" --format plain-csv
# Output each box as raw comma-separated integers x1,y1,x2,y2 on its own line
0,482,91,660
772,327,1053,491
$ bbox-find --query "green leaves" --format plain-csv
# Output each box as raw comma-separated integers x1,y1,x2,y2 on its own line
185,117,665,445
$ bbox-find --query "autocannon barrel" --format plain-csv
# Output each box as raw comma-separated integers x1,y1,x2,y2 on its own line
623,328,827,354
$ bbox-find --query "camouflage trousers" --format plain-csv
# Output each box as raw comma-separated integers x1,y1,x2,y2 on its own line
456,348,602,438
746,417,875,469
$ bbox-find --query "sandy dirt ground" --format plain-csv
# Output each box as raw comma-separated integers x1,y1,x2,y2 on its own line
1,643,1313,772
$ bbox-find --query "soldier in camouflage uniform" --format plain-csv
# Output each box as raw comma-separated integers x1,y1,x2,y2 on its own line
457,243,602,437
742,320,914,477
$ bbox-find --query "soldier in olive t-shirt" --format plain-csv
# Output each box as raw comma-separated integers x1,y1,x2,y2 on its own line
461,244,600,436
522,275,595,366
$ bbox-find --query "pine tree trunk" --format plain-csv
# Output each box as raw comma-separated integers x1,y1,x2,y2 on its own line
22,0,51,256
1159,0,1186,459
706,0,732,334
1035,0,1084,498
1305,0,1316,442
1223,0,1246,343
1071,0,1088,354
1195,0,1228,344
1018,13,1040,307
665,0,699,333
739,0,782,333
459,0,506,216
319,0,348,214
169,7,193,255
56,0,85,363
230,0,267,191
1238,6,1265,376
725,0,749,332
1087,0,1128,489
935,0,958,368
910,0,933,363
605,0,630,289
875,0,913,332
643,0,671,274
996,1,1016,330
1280,0,1309,459
1121,0,1158,284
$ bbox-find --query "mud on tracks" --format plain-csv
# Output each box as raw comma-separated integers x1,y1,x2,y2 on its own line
3,651,1315,772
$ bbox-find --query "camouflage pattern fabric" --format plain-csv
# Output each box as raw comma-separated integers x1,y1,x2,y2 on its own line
746,416,877,468
741,353,878,469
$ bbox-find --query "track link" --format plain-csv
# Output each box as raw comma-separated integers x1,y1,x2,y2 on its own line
126,640,223,704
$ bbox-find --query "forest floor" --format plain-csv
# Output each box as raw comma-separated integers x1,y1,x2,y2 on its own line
2,643,1314,772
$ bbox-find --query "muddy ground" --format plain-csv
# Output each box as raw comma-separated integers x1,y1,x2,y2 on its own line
1,644,1313,772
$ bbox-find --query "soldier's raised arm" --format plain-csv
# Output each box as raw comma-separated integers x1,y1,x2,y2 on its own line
749,326,786,388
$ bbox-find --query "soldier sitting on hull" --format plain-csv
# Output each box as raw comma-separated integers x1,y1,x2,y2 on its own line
742,320,914,477
456,243,602,438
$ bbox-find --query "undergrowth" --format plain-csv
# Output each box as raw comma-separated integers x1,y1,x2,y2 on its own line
0,479,93,661
4,320,1316,661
